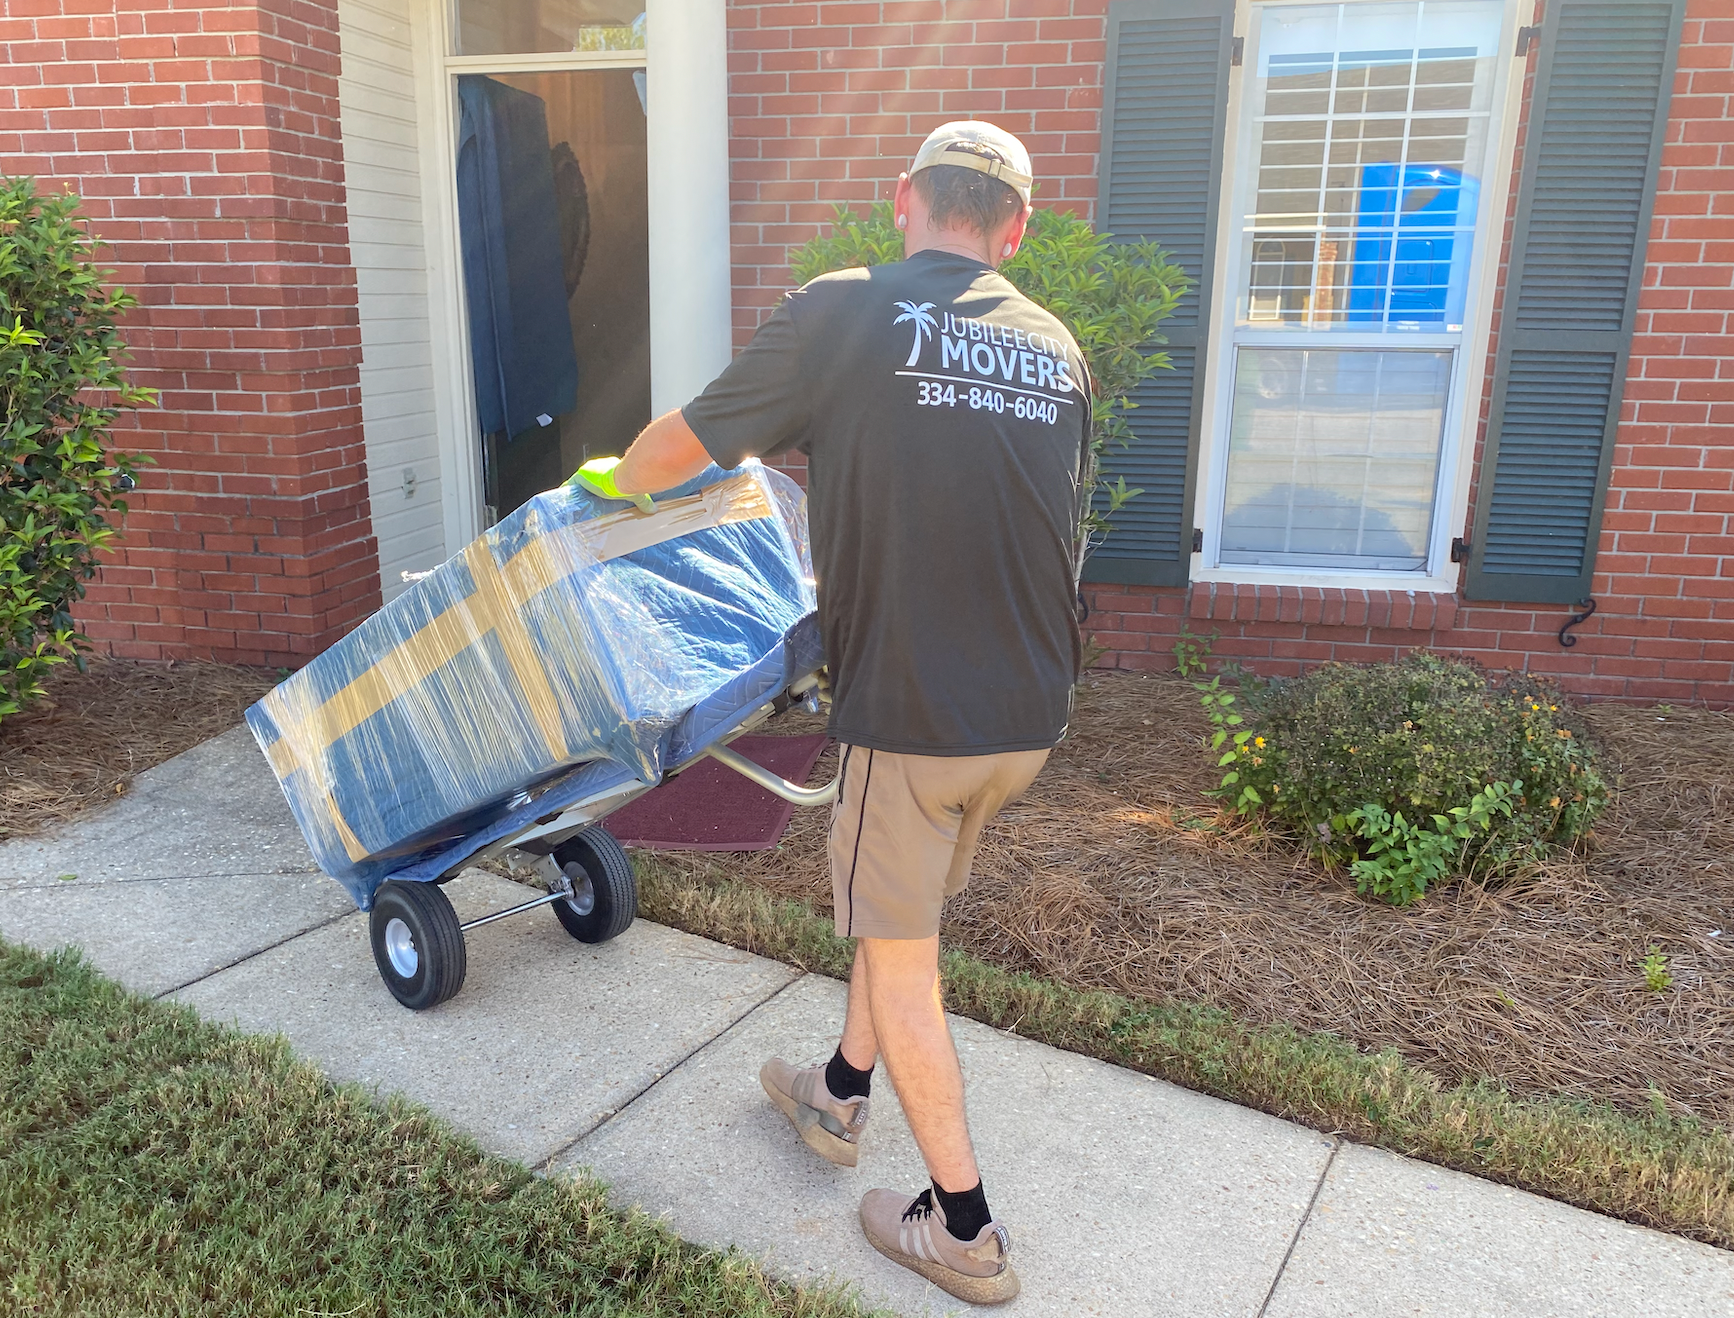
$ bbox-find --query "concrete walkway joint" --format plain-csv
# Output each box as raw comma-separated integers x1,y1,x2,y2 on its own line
1257,1141,1340,1318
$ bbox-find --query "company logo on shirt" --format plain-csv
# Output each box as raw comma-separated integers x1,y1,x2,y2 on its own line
939,313,1077,393
892,301,939,367
892,303,1077,394
892,302,1077,425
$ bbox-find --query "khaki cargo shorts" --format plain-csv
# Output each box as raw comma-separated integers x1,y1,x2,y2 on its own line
828,745,1049,940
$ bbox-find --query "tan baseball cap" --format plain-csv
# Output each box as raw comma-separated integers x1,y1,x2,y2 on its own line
909,121,1033,203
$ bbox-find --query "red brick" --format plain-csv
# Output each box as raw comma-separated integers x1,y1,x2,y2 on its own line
25,0,380,664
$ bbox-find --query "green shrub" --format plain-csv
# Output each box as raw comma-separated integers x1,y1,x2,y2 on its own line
1342,781,1521,905
788,201,1188,549
0,177,151,724
1216,652,1609,901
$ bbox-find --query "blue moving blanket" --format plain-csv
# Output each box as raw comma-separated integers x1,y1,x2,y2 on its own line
247,464,817,909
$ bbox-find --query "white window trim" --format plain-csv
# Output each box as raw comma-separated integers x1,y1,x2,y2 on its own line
407,0,731,542
1187,0,1528,595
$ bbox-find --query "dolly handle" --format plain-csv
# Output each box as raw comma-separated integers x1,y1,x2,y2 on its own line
704,743,840,806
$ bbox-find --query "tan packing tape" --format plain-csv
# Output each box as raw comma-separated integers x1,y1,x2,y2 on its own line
259,728,370,865
499,472,776,601
260,472,778,864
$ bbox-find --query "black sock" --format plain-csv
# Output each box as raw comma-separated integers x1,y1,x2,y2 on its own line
932,1179,991,1241
825,1048,872,1101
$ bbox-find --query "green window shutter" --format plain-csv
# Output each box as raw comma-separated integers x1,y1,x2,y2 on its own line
1083,0,1234,588
1465,0,1686,604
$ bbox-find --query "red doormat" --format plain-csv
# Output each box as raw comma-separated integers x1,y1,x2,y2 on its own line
608,734,831,851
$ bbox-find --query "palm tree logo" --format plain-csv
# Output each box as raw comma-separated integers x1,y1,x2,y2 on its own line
892,301,937,367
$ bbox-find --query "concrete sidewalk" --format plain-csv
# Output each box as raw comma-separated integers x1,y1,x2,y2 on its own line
2,729,1731,1317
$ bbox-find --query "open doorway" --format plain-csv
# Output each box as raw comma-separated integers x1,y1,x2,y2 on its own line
456,67,650,520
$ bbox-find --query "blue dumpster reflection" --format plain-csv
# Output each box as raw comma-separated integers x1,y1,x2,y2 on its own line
1347,161,1477,327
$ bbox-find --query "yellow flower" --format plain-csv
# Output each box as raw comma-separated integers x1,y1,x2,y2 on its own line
1550,796,1561,808
1557,728,1572,739
1254,736,1265,748
1549,705,1557,711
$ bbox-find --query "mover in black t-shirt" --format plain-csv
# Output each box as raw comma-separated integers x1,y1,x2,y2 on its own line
573,121,1077,1305
685,247,1090,755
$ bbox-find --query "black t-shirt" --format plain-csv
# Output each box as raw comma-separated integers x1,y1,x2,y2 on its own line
683,249,1090,755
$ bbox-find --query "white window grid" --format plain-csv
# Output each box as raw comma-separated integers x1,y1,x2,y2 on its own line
1191,0,1526,591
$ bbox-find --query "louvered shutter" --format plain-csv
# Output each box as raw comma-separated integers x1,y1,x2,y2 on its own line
1083,0,1234,587
1465,0,1685,604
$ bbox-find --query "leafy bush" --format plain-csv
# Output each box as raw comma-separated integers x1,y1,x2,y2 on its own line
788,201,1188,549
1343,782,1520,905
1,177,151,724
1213,651,1609,902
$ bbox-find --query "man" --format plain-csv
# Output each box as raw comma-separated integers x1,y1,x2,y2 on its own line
574,122,1088,1306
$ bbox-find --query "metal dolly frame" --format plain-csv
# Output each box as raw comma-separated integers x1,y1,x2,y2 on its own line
366,673,836,1010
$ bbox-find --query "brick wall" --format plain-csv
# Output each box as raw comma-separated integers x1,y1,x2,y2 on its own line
0,0,377,667
726,0,1108,340
1080,0,1734,705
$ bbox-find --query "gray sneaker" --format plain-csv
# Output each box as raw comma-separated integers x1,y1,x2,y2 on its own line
758,1057,870,1166
858,1187,1019,1306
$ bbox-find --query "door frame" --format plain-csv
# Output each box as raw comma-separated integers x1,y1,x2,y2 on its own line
408,0,730,540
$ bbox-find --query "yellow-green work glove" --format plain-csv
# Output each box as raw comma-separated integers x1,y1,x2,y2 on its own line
571,456,655,513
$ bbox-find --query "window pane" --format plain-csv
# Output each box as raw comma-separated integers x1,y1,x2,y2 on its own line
1220,348,1451,570
455,0,644,57
1237,0,1503,332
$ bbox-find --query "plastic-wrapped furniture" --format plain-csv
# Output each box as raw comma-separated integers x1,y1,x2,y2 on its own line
248,463,835,1008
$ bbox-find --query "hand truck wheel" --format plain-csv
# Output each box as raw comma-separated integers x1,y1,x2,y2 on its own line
551,826,637,944
369,879,467,1010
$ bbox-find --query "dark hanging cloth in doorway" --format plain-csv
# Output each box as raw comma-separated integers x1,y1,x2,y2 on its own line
456,75,579,442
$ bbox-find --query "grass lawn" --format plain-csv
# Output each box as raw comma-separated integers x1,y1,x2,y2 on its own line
0,940,869,1318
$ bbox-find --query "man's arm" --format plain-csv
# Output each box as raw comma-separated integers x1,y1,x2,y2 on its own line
577,297,809,507
612,409,712,497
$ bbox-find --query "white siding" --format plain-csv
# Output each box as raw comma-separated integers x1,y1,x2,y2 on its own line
339,0,445,600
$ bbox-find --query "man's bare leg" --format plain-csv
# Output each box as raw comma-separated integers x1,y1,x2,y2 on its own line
859,933,979,1191
838,943,880,1073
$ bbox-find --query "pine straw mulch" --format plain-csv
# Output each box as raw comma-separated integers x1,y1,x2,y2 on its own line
650,672,1734,1127
0,658,281,842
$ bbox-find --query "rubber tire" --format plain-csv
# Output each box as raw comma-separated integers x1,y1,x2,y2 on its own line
551,826,637,944
369,880,467,1010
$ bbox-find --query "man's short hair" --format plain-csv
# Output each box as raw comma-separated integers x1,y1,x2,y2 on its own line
911,163,1023,237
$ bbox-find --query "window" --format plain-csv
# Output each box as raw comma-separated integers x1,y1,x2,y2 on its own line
1202,0,1510,578
454,0,644,57
1091,0,1685,599
1220,346,1452,569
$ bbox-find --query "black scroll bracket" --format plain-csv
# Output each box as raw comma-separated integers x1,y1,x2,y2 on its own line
1558,597,1597,648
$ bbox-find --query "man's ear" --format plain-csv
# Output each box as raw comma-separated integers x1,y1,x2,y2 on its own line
996,203,1034,264
893,173,916,243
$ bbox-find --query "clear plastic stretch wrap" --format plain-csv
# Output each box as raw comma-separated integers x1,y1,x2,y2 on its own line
246,463,819,909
